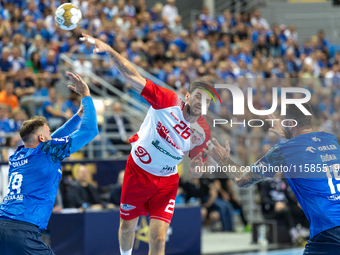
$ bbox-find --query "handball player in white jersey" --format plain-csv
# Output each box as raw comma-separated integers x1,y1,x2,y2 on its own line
80,34,214,255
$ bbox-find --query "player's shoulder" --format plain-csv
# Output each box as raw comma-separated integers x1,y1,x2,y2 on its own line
39,136,72,164
142,79,181,109
286,131,336,145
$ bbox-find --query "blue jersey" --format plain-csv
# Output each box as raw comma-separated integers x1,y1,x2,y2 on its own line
0,137,72,231
252,131,340,238
0,97,98,231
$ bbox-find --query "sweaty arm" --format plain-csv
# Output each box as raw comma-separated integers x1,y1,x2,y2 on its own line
105,48,146,93
80,34,146,93
204,139,286,188
218,157,267,188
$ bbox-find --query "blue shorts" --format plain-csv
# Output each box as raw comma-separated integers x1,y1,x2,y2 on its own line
304,226,340,255
0,219,55,255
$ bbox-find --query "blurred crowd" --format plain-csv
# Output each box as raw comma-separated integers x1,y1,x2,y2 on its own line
0,0,340,163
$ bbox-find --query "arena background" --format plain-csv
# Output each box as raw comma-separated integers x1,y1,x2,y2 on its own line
1,0,340,254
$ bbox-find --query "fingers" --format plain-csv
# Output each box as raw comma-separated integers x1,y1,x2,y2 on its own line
225,140,230,148
68,85,77,93
81,33,93,39
203,148,213,157
211,137,222,148
67,72,79,83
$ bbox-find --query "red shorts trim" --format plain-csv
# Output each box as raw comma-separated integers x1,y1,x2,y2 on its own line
120,154,179,224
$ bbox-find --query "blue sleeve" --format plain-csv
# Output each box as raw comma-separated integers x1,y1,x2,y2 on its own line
40,97,98,163
68,96,98,154
51,114,81,138
251,143,286,178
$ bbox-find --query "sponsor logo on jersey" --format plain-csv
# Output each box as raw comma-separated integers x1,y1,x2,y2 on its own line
161,165,176,173
121,204,136,211
9,159,28,168
170,112,179,122
327,195,340,201
312,137,321,142
4,194,23,201
306,147,316,153
320,154,337,162
135,146,152,164
53,137,69,144
156,121,180,150
318,145,337,151
191,132,201,145
151,140,182,160
58,169,62,174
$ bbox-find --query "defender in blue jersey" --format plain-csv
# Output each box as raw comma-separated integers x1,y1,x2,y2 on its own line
0,72,98,255
205,103,340,255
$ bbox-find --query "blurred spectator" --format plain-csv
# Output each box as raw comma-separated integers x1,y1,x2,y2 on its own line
214,179,250,231
13,69,35,99
8,108,27,132
162,0,178,26
181,177,234,231
26,51,43,74
0,82,19,111
0,104,11,134
67,164,115,209
259,172,309,243
42,87,69,130
109,170,125,206
22,1,43,21
18,15,37,43
62,91,81,116
8,46,25,72
106,102,132,154
250,9,269,30
0,47,13,77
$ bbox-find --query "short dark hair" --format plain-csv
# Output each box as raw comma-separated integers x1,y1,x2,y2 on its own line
286,103,312,129
189,78,215,96
20,116,48,143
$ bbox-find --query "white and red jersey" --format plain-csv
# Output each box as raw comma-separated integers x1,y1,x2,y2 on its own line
128,79,211,177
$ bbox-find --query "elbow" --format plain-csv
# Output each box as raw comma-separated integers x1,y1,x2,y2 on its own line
90,127,99,139
86,126,99,140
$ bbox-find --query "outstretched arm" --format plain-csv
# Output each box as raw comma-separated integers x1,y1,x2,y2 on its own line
203,138,267,188
80,33,146,93
66,72,98,154
40,73,98,163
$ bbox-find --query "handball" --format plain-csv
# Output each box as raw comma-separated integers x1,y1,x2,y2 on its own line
55,3,82,31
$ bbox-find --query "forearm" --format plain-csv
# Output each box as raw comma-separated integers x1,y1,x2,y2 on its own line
51,114,81,138
219,157,266,188
69,97,99,154
106,48,146,92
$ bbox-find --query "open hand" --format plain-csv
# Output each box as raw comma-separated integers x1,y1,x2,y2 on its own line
67,72,91,98
203,138,230,164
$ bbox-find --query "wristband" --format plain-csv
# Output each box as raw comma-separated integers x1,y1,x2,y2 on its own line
206,140,215,151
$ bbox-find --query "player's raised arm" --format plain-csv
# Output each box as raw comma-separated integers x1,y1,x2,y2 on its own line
203,138,267,188
80,33,146,93
66,72,99,154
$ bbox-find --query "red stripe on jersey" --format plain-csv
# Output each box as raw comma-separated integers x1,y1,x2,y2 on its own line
129,133,139,144
189,115,211,162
